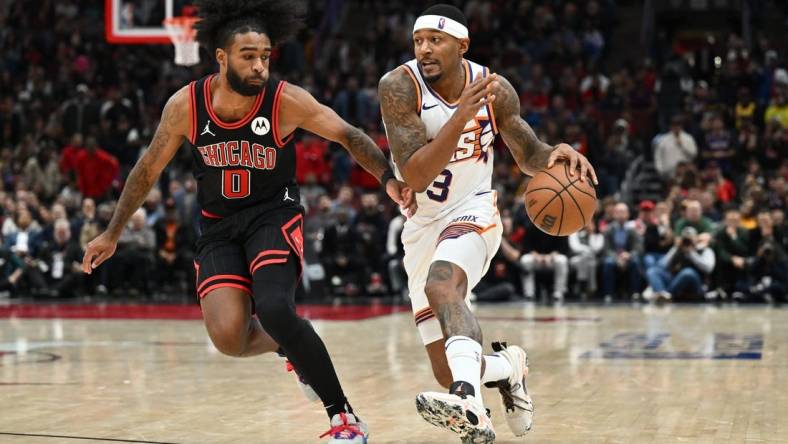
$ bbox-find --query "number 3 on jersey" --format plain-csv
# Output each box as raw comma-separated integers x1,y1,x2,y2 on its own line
426,169,453,202
222,169,251,199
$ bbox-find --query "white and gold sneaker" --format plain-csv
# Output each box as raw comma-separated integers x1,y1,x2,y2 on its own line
490,342,534,436
416,381,495,444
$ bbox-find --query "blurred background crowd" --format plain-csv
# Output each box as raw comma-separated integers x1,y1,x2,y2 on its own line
0,0,786,303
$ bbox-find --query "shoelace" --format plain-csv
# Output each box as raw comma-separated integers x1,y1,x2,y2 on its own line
319,413,364,439
499,381,532,413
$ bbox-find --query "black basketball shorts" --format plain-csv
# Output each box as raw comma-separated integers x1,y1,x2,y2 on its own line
193,203,304,300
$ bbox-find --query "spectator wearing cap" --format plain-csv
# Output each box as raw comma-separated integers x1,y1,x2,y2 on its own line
637,200,674,271
654,115,698,179
644,226,715,302
600,202,643,299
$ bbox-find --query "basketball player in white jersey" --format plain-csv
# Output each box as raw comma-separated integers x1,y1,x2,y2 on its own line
379,4,597,443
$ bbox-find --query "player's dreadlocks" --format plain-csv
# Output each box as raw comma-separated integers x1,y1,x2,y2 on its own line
194,0,305,53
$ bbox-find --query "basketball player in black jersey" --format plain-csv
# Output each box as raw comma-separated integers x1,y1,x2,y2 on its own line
82,0,413,441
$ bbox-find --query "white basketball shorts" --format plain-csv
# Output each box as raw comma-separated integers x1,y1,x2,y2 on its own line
401,191,502,345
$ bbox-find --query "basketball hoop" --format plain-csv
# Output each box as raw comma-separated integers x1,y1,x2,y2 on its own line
164,16,200,66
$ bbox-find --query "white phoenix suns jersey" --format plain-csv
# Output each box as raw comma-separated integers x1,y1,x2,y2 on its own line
387,58,498,225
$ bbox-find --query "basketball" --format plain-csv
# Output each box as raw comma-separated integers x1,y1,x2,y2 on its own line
524,161,597,236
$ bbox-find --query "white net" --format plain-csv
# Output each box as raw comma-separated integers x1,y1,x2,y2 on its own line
164,17,199,66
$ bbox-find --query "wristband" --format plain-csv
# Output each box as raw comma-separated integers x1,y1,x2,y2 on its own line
381,168,396,187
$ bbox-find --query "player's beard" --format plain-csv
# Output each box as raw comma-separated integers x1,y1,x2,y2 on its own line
226,62,265,96
418,63,442,83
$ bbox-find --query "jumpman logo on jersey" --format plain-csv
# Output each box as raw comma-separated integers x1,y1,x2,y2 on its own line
283,188,295,202
201,120,215,137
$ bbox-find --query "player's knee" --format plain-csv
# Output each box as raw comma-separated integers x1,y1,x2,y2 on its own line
206,321,246,357
424,280,461,305
255,294,300,340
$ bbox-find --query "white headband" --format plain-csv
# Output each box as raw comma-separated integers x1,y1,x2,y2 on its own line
413,15,469,40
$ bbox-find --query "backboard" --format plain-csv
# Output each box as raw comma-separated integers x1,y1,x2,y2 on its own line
105,0,196,44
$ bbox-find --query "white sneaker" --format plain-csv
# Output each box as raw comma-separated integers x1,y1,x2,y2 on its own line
321,412,368,443
656,291,672,303
277,350,320,402
490,342,534,436
416,387,495,444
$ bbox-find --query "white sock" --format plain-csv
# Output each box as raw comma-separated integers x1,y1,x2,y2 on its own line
445,336,483,402
481,353,513,384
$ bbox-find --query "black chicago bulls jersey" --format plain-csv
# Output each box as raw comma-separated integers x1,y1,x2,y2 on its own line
187,74,298,217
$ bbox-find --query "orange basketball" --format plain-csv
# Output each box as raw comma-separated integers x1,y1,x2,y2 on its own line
524,161,597,236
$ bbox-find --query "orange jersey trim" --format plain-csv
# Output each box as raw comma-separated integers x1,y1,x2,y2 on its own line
401,64,423,115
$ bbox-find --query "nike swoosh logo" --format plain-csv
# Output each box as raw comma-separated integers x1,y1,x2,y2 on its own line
422,103,438,111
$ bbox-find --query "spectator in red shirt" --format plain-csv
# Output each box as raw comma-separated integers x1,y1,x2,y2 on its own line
74,135,119,200
60,133,84,176
295,133,330,185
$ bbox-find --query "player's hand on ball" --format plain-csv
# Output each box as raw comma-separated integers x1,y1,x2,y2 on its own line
547,143,598,185
82,232,118,274
386,179,418,218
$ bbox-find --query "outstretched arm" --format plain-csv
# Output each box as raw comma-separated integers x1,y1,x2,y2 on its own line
378,68,497,192
279,83,415,212
494,75,598,183
280,83,391,183
82,86,190,272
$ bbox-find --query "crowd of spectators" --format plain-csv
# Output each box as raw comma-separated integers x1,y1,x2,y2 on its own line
0,0,785,303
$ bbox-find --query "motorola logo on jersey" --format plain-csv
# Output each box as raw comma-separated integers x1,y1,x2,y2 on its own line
197,140,277,170
251,116,271,136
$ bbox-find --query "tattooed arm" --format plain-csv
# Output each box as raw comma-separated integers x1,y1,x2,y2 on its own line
378,68,497,193
279,82,415,212
83,87,190,272
279,82,390,183
494,75,597,183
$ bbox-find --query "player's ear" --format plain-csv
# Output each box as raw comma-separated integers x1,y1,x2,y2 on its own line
457,38,470,57
216,48,226,68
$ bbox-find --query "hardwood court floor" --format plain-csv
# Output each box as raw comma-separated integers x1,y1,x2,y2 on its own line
0,303,786,443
